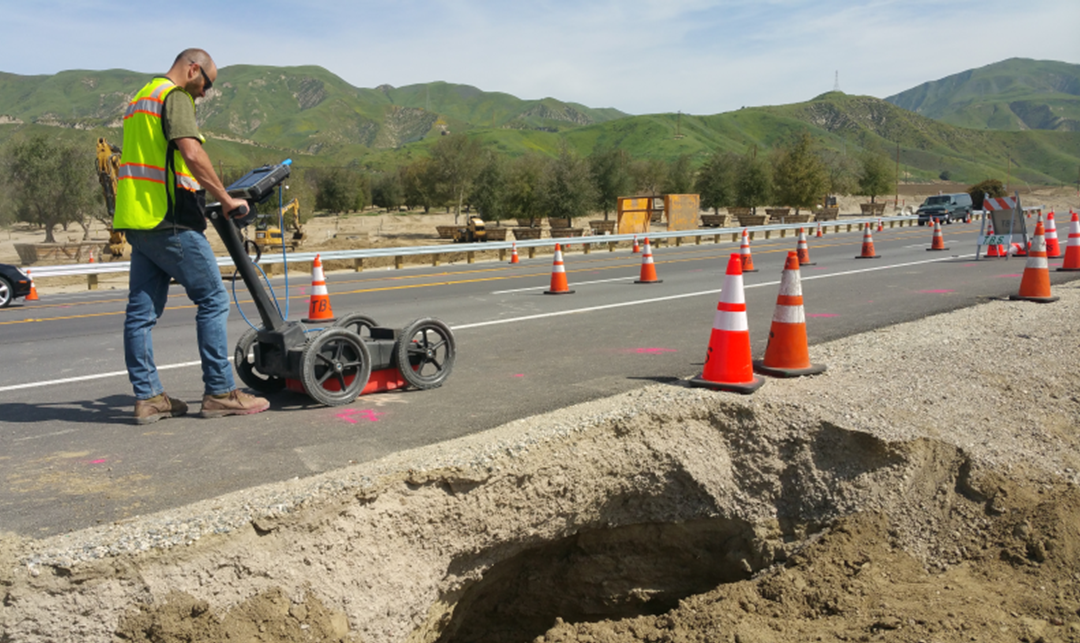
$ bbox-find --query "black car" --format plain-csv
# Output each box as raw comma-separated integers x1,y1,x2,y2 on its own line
0,263,33,308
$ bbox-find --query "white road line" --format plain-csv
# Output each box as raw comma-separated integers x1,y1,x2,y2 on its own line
492,276,635,294
0,254,973,393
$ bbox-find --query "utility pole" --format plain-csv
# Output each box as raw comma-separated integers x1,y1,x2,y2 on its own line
894,142,900,207
1006,155,1011,193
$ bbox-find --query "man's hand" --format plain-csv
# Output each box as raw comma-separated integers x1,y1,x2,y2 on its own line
221,195,248,217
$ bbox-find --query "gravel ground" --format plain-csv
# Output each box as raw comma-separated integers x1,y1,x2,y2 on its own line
2,273,1079,642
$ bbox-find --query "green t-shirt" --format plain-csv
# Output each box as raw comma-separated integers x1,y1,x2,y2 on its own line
162,85,201,142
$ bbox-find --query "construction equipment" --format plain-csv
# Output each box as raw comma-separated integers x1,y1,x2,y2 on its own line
253,197,306,251
208,160,456,407
451,216,486,243
95,137,127,258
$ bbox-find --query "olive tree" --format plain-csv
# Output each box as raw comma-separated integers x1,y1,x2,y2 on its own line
695,149,737,215
771,133,829,214
540,144,597,225
469,150,509,224
505,152,547,227
587,145,633,220
735,146,773,215
430,133,483,223
856,151,894,204
3,134,99,243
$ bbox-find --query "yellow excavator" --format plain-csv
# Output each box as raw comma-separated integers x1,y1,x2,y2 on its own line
254,198,306,251
95,137,127,258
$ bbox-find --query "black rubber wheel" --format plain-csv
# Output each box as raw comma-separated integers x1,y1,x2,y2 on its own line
395,318,455,390
334,312,379,341
234,327,286,393
300,328,371,406
0,276,12,308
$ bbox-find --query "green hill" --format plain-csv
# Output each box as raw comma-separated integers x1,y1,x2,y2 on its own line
885,58,1080,132
1,64,1078,186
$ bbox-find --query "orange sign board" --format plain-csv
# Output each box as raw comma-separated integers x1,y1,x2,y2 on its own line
664,194,700,231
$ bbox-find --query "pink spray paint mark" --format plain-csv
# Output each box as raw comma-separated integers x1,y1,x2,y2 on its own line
512,374,526,378
806,313,839,318
89,459,107,465
626,348,678,355
336,409,383,424
918,289,955,294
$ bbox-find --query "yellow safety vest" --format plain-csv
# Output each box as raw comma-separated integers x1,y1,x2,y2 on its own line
114,77,204,230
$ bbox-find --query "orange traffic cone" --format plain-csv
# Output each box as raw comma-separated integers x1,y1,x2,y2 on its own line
877,218,883,233
25,269,39,302
688,254,765,394
544,244,574,294
1045,212,1062,258
855,223,880,259
795,227,814,265
1057,211,1080,272
509,242,520,264
927,218,949,251
815,221,823,238
985,221,1006,258
88,250,95,263
754,251,826,378
302,254,337,323
632,235,640,254
635,237,662,284
739,229,758,272
1010,221,1058,303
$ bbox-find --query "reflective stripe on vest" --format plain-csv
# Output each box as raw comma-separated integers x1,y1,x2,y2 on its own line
114,77,204,230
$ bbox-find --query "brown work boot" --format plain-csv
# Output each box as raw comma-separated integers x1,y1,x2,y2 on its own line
200,389,270,418
133,393,188,425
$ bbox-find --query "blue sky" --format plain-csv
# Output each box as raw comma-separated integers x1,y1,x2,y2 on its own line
4,0,1078,115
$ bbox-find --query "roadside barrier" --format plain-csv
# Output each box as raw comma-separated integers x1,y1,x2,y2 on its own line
19,214,930,290
739,229,758,272
301,254,336,323
927,219,949,252
855,223,880,259
634,238,662,284
1010,220,1058,303
754,251,826,378
688,254,764,394
544,244,574,295
1058,211,1080,272
795,227,814,265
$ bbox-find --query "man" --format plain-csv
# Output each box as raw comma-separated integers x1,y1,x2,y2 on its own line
114,48,269,424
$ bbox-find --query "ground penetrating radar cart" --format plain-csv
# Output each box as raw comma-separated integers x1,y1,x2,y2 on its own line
207,160,456,406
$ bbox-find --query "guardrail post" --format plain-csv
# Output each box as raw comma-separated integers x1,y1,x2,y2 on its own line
608,242,615,252
395,256,404,270
528,247,536,259
846,223,852,232
714,234,720,244
583,243,591,255
433,254,441,267
765,230,771,239
466,251,475,264
780,228,786,238
353,258,364,272
675,237,682,247
264,262,275,277
87,274,98,290
731,232,738,243
749,231,755,241
695,235,701,245
499,248,506,261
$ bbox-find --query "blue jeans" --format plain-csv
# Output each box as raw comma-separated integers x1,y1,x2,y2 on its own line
124,229,235,399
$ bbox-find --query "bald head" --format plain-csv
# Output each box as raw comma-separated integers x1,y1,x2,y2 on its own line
167,48,217,99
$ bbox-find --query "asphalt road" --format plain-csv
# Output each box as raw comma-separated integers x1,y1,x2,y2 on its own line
2,222,1076,537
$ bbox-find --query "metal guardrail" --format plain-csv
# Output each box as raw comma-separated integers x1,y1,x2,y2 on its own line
25,214,944,283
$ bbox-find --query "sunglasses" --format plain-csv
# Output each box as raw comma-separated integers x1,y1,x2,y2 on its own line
189,60,212,92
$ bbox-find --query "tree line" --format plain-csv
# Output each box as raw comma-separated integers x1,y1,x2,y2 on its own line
0,130,911,242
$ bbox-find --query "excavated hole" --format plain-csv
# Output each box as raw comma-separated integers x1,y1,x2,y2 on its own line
436,518,773,643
